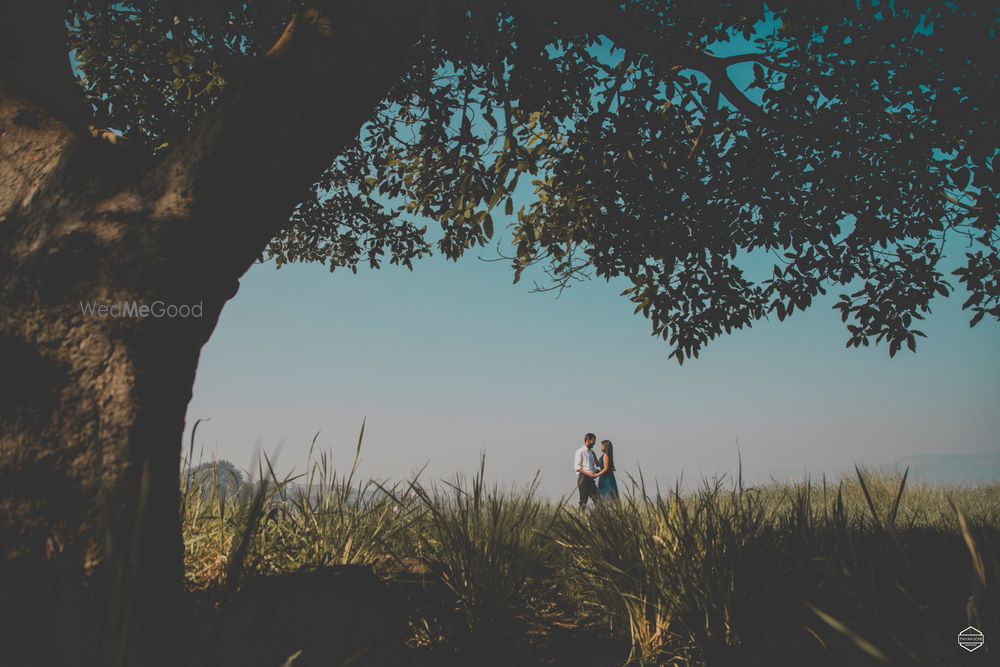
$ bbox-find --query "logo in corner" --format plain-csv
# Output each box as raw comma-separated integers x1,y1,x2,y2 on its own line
958,626,984,652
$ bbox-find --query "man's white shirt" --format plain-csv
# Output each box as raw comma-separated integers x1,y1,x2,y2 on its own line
574,445,599,477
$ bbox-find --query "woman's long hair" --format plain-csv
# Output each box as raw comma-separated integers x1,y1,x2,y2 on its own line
600,440,615,472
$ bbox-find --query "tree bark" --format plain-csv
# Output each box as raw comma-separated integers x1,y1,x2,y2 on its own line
0,2,426,663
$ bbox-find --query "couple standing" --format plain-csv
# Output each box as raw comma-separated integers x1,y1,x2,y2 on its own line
573,432,619,508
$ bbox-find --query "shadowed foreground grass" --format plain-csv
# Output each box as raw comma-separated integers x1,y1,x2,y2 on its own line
181,433,999,666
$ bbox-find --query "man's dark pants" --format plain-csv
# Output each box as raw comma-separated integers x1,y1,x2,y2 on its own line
578,474,598,508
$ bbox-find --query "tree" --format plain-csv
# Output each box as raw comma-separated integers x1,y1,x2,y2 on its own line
186,459,244,501
1,0,996,662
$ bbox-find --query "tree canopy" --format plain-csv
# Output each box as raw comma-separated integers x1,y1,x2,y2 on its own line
186,460,245,500
69,0,999,362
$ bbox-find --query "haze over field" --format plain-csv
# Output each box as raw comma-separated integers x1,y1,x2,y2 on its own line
186,249,1000,497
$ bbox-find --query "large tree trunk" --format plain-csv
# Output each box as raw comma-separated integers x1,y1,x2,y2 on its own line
0,3,425,664
0,86,192,667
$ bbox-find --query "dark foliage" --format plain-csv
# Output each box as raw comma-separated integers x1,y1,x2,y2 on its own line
69,0,1000,361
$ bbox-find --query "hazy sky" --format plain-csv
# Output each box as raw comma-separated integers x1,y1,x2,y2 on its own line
184,31,999,497
184,238,999,497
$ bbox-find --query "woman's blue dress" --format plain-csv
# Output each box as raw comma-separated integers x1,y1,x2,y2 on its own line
597,466,619,499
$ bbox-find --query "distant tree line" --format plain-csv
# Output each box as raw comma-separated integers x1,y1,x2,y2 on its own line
186,460,245,501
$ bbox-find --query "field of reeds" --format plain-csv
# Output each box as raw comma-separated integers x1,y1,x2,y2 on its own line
182,427,1000,666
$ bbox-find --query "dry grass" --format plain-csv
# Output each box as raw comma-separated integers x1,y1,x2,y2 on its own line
182,436,1000,666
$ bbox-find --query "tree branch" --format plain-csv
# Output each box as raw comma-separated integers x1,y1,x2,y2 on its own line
707,51,793,75
472,1,517,158
0,1,91,135
558,0,793,134
145,0,430,297
592,57,632,130
938,190,984,214
686,50,787,133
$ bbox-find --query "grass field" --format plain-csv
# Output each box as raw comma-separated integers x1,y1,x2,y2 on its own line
182,432,999,666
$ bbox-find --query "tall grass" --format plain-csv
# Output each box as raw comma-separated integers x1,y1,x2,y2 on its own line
179,439,999,666
406,457,561,651
555,468,999,665
556,474,789,664
255,425,423,571
182,423,423,589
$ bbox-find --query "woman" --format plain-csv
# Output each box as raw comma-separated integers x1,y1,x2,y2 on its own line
594,439,619,499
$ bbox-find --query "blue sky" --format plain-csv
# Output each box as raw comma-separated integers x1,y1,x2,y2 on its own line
185,238,999,496
184,25,999,496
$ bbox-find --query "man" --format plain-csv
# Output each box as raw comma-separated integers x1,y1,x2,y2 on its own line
574,432,600,509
